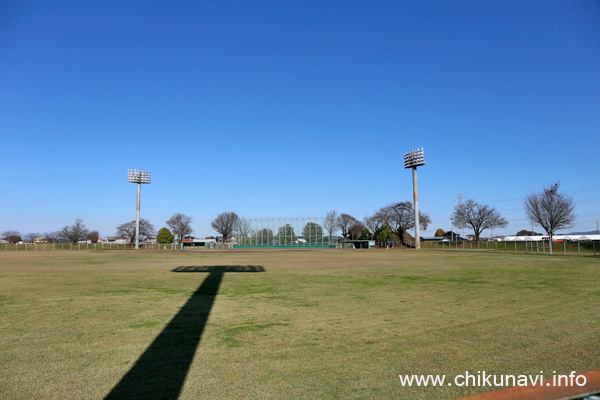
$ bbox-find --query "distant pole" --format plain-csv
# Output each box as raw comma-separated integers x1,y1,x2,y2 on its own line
412,166,420,249
127,169,151,249
136,182,141,249
404,148,425,250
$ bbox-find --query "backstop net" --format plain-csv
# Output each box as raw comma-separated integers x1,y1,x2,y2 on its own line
233,217,335,247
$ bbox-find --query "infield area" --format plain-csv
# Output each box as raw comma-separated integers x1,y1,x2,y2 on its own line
0,250,598,399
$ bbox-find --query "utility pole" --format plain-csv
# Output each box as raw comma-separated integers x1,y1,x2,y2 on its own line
455,193,464,238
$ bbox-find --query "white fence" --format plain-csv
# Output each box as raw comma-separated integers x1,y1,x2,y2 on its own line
1,242,180,251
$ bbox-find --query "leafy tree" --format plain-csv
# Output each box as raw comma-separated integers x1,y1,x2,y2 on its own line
524,182,575,255
255,228,274,245
443,231,460,240
383,202,431,246
516,229,542,236
166,213,193,243
338,213,357,238
116,219,156,244
211,212,239,242
323,210,339,244
157,227,174,243
302,222,323,245
87,230,99,243
451,199,508,242
276,224,296,245
358,228,372,240
376,225,393,243
2,230,22,243
59,219,90,244
434,228,445,237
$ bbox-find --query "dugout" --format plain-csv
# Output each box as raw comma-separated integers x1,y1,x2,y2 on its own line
338,240,376,249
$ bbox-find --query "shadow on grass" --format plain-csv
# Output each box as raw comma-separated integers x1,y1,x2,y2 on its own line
105,265,265,400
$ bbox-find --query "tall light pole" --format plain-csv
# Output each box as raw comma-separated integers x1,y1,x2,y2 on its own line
404,148,425,249
127,169,151,249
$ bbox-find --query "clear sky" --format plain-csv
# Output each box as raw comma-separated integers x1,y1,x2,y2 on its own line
1,0,599,238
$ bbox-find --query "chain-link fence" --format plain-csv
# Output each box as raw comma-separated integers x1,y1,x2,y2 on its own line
419,239,599,257
0,242,180,251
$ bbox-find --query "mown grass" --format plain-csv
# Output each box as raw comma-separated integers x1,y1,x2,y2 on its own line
0,250,598,399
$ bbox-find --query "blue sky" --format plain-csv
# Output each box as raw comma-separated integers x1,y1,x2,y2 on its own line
1,0,599,238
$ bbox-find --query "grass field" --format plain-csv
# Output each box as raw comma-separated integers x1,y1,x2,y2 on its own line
0,250,598,399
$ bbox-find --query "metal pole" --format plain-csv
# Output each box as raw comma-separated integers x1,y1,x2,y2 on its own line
135,182,141,249
412,167,420,249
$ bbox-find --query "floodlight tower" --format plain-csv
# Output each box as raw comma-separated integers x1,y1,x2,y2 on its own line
404,148,425,249
127,169,151,249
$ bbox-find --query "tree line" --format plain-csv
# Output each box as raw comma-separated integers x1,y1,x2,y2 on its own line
208,181,575,255
2,183,575,254
0,212,196,245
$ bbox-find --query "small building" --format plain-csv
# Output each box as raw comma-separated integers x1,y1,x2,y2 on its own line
422,237,445,242
338,239,376,249
106,236,128,244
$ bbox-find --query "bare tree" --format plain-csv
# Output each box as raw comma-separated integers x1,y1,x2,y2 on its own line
349,220,366,240
338,213,357,239
451,199,508,243
211,212,239,242
116,219,156,244
24,233,41,243
323,210,340,244
524,182,575,255
234,217,253,245
384,202,430,246
43,231,61,243
166,213,194,243
86,230,100,243
2,230,22,243
364,211,387,244
59,219,90,244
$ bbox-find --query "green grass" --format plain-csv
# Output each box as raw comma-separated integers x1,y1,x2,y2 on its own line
0,250,598,399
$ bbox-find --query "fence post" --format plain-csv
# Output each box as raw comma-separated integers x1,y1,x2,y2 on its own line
594,242,596,258
563,240,566,256
578,240,580,256
504,241,507,253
